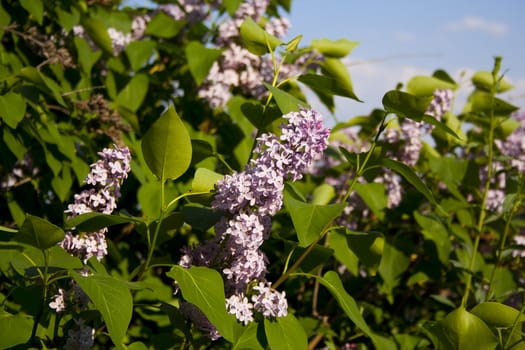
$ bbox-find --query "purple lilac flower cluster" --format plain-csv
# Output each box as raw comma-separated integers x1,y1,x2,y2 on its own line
197,0,320,108
179,108,330,332
60,146,131,263
50,146,130,349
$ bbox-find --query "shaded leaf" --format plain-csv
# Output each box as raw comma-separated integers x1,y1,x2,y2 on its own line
354,183,387,220
20,0,43,24
115,74,149,112
65,212,145,232
125,40,156,71
382,90,432,119
141,105,192,182
81,15,114,55
13,214,64,250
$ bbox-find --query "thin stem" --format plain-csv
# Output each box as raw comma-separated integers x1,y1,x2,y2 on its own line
461,57,501,308
486,174,523,299
31,249,50,340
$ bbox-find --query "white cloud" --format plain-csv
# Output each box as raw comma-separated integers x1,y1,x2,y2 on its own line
443,16,508,37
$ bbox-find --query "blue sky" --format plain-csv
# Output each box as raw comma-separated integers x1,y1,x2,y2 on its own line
285,1,525,120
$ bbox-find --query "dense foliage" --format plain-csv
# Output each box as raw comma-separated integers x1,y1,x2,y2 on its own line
0,0,523,349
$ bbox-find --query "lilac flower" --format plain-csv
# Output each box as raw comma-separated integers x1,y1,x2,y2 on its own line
251,282,288,318
226,294,254,325
495,112,525,172
425,89,454,121
179,108,330,329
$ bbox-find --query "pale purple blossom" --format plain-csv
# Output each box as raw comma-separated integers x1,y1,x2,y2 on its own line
226,294,254,325
251,282,288,318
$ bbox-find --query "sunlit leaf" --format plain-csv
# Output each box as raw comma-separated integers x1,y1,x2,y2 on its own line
185,41,223,85
166,266,238,342
81,15,114,55
263,83,309,114
284,190,346,247
192,168,223,193
472,71,513,92
470,302,525,328
115,74,149,112
0,311,32,349
264,314,308,350
0,92,26,129
239,17,283,55
406,75,456,96
145,11,186,38
20,0,43,24
141,105,192,182
125,40,156,72
310,38,359,58
72,272,133,348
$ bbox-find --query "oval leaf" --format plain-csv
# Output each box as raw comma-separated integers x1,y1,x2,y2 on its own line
310,38,359,58
440,307,498,350
166,266,237,342
472,71,513,92
382,90,432,119
13,214,65,250
115,74,149,112
239,17,283,55
185,41,223,85
80,15,114,55
284,190,346,247
0,311,32,349
192,168,223,193
406,75,456,96
470,302,525,328
0,92,26,129
141,105,192,182
264,314,308,350
71,272,133,347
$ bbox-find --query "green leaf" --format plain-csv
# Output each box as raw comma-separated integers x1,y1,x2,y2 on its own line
20,0,43,24
414,212,451,264
299,73,359,101
354,183,387,220
56,7,80,31
233,322,264,350
310,38,359,58
65,212,145,232
115,74,149,112
406,75,456,96
239,17,283,55
438,307,498,350
141,105,192,182
13,214,65,250
240,100,282,130
0,92,26,129
71,272,133,348
345,230,384,271
125,40,156,72
263,83,309,114
286,35,302,53
80,15,114,55
378,239,410,299
470,302,525,328
465,90,518,115
0,311,33,349
191,139,215,165
145,12,186,38
192,168,223,193
166,266,237,342
284,190,346,247
51,166,73,202
320,57,361,101
185,41,223,85
329,230,359,275
311,183,335,205
382,90,433,119
3,128,26,160
313,271,376,345
382,158,442,211
264,314,308,350
75,37,103,75
472,71,513,92
47,245,83,270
